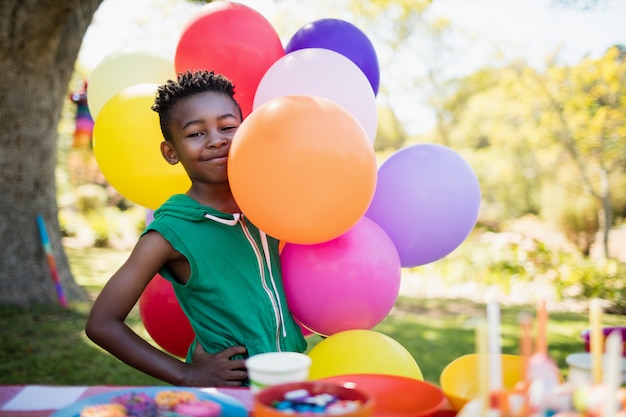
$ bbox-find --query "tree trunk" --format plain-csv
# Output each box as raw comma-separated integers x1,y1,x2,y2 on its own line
601,192,613,259
0,0,103,306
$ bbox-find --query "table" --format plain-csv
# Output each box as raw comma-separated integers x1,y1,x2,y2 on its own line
0,385,252,417
0,385,457,417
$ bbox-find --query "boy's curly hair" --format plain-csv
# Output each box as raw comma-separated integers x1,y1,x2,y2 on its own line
152,70,242,141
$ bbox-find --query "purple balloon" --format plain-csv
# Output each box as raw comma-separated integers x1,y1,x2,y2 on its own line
145,208,154,226
365,144,481,267
285,18,380,95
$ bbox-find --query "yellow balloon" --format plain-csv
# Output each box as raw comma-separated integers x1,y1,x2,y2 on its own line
307,329,423,380
88,48,176,119
93,84,190,209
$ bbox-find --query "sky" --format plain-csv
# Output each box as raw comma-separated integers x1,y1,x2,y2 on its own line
427,0,625,69
77,0,626,134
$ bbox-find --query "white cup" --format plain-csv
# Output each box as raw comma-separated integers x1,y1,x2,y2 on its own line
245,352,312,394
566,352,626,386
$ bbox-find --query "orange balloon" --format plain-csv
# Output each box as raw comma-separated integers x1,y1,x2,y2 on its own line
228,95,377,244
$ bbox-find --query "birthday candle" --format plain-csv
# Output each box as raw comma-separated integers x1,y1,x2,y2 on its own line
527,298,560,416
487,301,503,390
602,330,623,417
590,299,603,385
518,312,533,384
476,319,489,416
535,299,548,356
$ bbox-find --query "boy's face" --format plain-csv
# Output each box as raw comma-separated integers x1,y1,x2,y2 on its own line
161,91,241,185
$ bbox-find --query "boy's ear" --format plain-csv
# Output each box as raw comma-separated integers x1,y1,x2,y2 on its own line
161,141,179,165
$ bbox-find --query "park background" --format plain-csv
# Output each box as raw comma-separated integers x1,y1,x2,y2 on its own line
2,0,626,386
64,0,626,309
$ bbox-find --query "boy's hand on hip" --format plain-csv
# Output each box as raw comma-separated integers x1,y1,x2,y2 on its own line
186,343,248,387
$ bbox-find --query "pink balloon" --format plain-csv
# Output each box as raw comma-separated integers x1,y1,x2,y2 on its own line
295,318,315,337
281,217,401,336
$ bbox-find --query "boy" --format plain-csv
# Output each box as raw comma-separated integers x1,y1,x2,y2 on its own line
86,70,307,387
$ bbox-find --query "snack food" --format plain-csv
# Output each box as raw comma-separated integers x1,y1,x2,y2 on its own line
173,400,222,417
79,390,222,417
80,404,128,417
111,392,157,417
155,391,198,412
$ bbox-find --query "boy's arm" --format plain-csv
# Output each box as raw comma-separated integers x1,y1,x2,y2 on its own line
85,231,248,386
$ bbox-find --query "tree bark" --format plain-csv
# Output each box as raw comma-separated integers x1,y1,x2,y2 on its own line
0,0,103,306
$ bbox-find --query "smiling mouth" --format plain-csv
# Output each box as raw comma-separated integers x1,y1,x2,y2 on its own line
202,152,228,161
204,155,228,163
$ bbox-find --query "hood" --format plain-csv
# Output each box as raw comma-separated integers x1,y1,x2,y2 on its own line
153,194,240,224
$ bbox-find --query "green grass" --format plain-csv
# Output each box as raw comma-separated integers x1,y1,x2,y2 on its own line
374,297,626,382
1,247,625,386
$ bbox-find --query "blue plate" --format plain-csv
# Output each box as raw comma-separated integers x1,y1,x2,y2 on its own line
49,387,248,417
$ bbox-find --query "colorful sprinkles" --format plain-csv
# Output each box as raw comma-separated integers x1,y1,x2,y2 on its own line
110,392,157,417
270,388,363,415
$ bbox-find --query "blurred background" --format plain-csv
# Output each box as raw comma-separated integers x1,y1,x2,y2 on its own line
59,0,626,312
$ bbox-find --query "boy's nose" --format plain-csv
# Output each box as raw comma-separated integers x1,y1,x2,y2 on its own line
206,130,228,147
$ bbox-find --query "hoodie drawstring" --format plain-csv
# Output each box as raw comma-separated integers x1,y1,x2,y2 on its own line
204,212,240,225
260,229,287,338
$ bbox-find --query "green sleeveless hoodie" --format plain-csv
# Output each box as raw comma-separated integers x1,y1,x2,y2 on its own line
143,194,306,362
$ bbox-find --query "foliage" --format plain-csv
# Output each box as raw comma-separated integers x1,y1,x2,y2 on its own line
554,259,626,314
56,66,147,250
410,217,626,314
518,47,626,256
432,47,626,257
374,105,408,151
541,169,601,256
535,46,626,191
60,205,145,249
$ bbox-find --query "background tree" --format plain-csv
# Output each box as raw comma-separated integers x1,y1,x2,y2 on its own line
0,0,221,307
528,46,626,258
432,47,626,257
0,1,105,306
433,65,552,224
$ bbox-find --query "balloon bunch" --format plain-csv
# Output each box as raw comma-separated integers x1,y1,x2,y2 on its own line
86,1,481,370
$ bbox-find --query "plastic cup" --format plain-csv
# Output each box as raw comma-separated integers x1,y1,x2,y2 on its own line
245,352,312,394
565,352,626,386
580,327,626,356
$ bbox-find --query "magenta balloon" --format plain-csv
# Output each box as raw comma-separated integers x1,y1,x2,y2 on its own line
281,217,401,336
365,144,481,267
285,18,380,95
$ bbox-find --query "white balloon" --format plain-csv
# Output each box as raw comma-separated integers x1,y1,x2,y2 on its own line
253,48,378,144
87,48,176,119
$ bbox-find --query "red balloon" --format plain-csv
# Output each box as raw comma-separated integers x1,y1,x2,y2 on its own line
175,2,284,118
139,274,195,358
